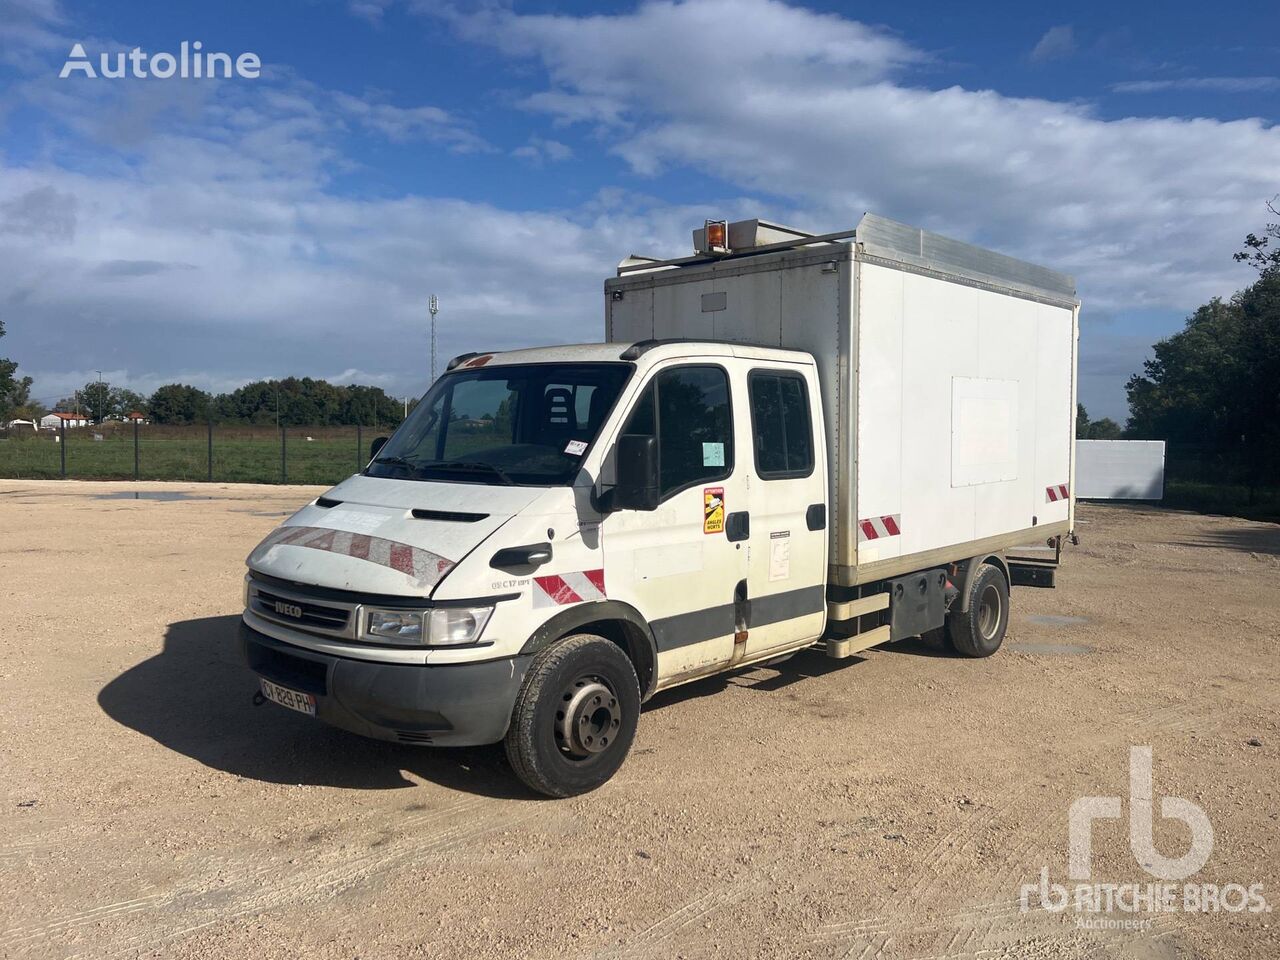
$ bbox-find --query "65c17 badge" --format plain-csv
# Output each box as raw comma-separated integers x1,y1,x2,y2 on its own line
703,486,725,534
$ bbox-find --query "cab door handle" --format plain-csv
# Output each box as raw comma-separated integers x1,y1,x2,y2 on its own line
725,511,750,542
806,503,826,531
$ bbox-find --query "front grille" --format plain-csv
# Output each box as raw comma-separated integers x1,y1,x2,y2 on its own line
252,588,351,633
395,731,435,744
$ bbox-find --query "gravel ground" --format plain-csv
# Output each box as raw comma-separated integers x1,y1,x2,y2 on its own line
1,480,1277,960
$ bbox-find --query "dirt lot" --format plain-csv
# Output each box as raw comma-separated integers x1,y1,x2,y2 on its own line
1,480,1277,960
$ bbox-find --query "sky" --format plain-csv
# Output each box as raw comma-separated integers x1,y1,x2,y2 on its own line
1,0,1277,422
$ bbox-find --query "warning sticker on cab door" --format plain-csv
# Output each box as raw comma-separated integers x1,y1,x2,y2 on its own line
703,487,725,534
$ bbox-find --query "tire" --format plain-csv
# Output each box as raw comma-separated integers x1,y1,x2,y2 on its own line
946,562,1009,658
504,633,641,798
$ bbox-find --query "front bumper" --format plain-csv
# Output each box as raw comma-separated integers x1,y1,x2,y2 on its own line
240,622,530,747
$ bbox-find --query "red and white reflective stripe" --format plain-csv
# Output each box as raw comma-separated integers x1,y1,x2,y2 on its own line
1045,483,1070,503
533,569,606,608
857,514,901,542
260,525,454,588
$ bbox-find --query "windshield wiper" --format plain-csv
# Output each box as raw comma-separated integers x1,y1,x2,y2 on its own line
370,455,417,470
421,460,516,485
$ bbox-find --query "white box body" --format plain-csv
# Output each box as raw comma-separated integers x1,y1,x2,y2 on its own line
605,214,1079,586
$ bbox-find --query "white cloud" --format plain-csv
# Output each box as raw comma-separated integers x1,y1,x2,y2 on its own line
449,0,922,126
451,0,1275,318
1111,76,1280,94
332,91,490,151
1029,25,1076,63
0,153,720,403
513,135,574,163
348,0,394,25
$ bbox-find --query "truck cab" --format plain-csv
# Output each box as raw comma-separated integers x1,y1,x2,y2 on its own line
242,341,830,796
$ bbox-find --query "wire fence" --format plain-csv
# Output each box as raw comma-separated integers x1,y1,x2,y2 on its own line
0,421,387,485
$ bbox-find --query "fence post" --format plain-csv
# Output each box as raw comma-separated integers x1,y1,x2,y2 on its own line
60,420,67,478
280,427,287,484
133,419,139,481
207,420,214,482
356,423,362,472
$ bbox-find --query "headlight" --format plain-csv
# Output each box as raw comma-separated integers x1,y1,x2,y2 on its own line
364,609,426,645
427,606,493,646
360,606,493,647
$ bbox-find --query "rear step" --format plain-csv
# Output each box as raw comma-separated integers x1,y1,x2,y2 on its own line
825,624,890,659
823,591,890,659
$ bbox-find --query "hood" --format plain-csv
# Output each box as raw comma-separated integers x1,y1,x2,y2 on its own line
246,473,546,596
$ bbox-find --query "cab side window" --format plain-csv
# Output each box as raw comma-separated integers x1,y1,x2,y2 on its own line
622,365,734,499
748,370,814,479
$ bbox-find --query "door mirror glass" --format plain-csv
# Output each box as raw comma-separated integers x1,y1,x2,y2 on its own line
370,436,389,460
613,434,659,511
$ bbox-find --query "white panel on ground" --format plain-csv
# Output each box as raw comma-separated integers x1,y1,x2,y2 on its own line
1076,440,1166,500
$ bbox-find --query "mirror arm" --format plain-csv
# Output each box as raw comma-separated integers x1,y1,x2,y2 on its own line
591,485,616,515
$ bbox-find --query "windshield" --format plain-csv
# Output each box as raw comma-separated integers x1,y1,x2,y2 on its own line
366,362,633,486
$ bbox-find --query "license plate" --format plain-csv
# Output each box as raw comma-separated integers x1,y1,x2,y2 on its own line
260,678,316,716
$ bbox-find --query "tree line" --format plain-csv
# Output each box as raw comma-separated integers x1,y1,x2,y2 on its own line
1124,201,1280,498
5,375,413,427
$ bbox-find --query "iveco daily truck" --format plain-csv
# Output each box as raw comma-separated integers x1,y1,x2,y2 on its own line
241,214,1079,796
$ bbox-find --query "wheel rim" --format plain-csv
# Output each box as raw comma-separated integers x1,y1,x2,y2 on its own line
555,677,621,760
977,583,1002,640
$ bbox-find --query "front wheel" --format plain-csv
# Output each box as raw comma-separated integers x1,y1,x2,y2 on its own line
946,562,1009,658
504,634,640,797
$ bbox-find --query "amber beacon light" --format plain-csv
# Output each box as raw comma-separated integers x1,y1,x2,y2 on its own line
703,219,729,254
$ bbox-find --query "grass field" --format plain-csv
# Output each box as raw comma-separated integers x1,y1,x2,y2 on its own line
1163,479,1280,524
0,425,371,486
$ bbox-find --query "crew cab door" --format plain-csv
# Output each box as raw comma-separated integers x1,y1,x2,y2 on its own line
601,363,746,688
738,364,828,658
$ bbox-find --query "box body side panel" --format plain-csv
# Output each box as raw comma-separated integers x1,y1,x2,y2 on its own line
849,261,1075,578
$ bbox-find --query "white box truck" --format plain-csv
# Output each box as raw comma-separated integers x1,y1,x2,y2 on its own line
240,214,1079,796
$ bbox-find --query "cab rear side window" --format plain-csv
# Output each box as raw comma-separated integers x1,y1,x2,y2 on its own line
748,370,814,479
622,365,734,499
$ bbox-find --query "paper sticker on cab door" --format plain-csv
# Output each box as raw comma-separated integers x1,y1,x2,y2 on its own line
703,487,725,534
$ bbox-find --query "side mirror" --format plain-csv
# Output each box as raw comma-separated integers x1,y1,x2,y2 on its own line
370,436,389,460
613,434,660,511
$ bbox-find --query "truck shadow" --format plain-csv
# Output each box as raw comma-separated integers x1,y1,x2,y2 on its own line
97,615,535,799
100,617,877,795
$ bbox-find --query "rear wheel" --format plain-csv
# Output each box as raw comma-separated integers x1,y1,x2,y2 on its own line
946,563,1009,658
504,633,640,797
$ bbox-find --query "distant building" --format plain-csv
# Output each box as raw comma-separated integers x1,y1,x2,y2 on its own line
126,411,150,425
40,412,90,429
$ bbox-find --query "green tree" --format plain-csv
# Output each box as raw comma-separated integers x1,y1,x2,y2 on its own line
112,388,147,418
1077,403,1122,439
148,384,211,424
214,378,407,426
1234,198,1280,274
1086,417,1122,440
75,380,113,423
0,320,34,425
1126,218,1280,499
